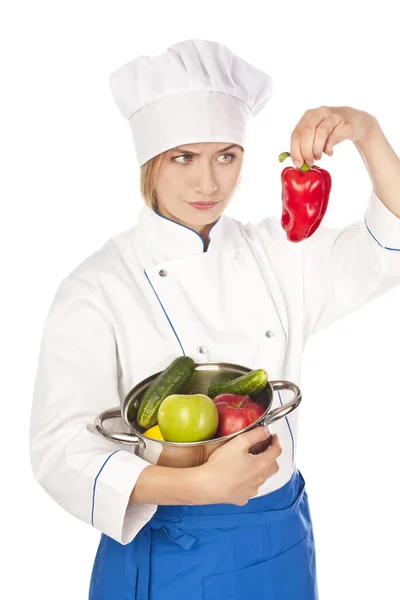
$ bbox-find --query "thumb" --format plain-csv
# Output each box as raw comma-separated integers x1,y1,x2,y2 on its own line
234,425,271,451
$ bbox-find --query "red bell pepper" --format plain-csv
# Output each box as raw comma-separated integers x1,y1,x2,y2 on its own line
278,152,332,242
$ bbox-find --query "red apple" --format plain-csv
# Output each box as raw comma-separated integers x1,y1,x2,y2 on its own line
213,393,265,438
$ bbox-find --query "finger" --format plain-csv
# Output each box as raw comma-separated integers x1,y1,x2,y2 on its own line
264,459,280,479
300,126,318,166
236,426,271,451
324,122,352,155
313,114,343,159
255,433,282,465
290,108,329,167
253,459,280,489
290,128,303,167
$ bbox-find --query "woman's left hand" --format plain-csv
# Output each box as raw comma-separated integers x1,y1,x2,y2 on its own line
290,106,376,168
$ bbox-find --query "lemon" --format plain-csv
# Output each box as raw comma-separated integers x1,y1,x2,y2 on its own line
143,424,164,440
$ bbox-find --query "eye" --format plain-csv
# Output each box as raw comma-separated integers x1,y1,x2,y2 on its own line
173,155,192,164
173,153,237,164
218,153,237,163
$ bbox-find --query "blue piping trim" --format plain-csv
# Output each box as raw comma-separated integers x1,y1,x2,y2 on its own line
144,268,185,356
364,216,400,251
277,389,295,467
153,209,221,252
91,449,122,526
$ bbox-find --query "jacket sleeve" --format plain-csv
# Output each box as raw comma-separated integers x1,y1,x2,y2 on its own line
302,189,400,336
29,276,158,545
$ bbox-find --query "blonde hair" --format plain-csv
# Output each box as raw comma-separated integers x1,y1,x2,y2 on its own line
139,151,169,211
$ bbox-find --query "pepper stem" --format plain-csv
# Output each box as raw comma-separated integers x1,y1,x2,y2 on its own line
279,151,311,172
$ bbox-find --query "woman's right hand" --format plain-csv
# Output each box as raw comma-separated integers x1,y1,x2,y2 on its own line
197,427,282,506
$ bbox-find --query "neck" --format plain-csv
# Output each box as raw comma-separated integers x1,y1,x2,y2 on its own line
199,223,214,249
153,202,216,250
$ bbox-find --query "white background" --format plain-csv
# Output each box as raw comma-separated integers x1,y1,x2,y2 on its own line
2,1,400,598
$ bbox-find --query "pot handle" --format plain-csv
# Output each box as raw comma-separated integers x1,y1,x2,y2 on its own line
94,407,140,446
259,380,302,426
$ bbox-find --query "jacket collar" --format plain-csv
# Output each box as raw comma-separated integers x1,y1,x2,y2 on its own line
137,204,240,260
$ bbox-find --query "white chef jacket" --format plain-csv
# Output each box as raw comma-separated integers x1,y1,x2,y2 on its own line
30,189,400,545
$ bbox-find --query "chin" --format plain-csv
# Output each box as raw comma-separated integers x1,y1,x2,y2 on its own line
185,202,223,214
188,212,222,226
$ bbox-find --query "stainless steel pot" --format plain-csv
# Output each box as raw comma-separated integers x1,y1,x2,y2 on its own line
94,362,301,468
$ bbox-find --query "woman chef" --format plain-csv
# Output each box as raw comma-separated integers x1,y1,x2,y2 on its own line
30,38,400,600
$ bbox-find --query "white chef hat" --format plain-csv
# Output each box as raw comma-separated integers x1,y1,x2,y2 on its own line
109,38,273,167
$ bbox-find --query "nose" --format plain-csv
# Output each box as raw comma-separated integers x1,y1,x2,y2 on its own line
194,162,218,195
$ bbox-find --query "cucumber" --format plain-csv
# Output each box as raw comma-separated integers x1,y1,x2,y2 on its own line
207,368,268,399
127,394,142,423
136,356,195,428
209,372,238,386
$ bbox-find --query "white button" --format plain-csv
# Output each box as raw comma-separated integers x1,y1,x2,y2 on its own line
264,330,273,338
159,269,167,277
197,346,208,354
234,253,241,260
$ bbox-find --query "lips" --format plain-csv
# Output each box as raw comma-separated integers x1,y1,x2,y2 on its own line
190,202,218,209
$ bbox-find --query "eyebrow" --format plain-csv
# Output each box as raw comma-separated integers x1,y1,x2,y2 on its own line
173,144,242,155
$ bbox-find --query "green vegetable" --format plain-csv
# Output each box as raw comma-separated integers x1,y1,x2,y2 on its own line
136,356,195,428
207,368,268,399
209,372,238,386
127,394,142,423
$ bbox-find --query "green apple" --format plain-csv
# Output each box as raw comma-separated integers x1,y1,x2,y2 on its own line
157,393,218,442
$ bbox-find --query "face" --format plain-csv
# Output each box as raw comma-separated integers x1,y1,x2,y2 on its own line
154,141,244,239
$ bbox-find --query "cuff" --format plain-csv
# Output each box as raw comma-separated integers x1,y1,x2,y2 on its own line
364,189,400,251
91,449,158,545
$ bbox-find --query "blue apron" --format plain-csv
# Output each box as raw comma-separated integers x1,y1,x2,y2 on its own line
89,469,318,599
